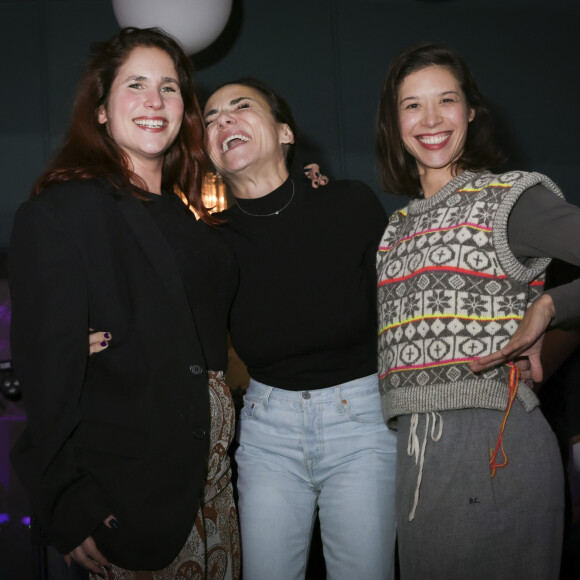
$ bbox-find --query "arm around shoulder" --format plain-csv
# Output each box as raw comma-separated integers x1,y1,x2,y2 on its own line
346,179,389,241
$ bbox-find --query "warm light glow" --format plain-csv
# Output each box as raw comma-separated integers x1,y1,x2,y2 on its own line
202,173,228,213
175,172,228,218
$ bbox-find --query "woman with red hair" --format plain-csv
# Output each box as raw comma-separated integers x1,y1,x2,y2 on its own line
9,27,239,579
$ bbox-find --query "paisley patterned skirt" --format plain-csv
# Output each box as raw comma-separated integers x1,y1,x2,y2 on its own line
92,371,240,580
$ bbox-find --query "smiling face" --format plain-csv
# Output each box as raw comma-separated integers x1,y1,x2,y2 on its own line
98,45,184,174
203,84,294,186
398,65,475,192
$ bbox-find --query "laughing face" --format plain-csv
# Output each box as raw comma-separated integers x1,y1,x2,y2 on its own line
398,65,475,192
98,45,184,174
203,84,294,182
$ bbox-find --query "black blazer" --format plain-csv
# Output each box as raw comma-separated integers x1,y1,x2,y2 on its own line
9,179,211,570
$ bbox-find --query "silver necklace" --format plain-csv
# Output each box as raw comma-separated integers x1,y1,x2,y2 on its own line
235,179,295,217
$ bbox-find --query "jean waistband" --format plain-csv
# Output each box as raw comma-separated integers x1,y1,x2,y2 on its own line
247,373,379,403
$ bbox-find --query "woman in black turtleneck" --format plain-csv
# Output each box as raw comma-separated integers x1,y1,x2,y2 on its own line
203,78,398,580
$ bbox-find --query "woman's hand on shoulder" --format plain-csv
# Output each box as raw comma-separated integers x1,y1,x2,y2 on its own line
468,294,555,382
89,330,112,356
303,163,329,188
64,515,118,574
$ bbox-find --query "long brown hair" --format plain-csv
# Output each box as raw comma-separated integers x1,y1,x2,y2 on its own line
33,27,216,224
376,42,506,198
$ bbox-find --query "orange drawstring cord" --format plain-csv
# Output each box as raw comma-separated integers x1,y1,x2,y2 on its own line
489,364,520,478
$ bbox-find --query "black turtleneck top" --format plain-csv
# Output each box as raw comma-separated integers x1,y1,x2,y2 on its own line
218,178,388,390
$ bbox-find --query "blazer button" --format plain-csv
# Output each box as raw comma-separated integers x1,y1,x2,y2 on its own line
189,364,203,376
193,427,206,439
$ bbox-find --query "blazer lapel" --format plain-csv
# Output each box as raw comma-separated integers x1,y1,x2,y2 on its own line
116,195,201,347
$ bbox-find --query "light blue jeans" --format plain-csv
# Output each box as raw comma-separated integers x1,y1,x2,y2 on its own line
235,374,398,580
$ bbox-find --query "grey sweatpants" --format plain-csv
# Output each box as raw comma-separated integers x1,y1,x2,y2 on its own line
396,400,565,580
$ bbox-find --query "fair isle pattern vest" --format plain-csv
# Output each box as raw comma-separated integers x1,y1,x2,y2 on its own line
377,170,564,426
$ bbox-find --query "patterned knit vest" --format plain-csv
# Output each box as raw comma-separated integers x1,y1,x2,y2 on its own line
377,170,563,426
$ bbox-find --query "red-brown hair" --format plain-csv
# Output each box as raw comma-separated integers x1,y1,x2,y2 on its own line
33,27,217,224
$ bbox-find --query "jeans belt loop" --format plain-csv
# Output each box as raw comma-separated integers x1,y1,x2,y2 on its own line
263,386,273,412
335,384,346,414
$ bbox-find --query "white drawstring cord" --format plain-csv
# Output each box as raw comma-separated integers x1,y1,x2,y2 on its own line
407,412,443,521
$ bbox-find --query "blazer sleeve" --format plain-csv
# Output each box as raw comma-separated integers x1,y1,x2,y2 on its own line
9,196,112,553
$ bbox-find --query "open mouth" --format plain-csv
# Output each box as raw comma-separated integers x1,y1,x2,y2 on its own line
222,133,250,153
416,132,451,147
134,119,167,129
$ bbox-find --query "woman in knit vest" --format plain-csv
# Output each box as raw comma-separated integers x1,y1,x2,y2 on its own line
375,42,579,579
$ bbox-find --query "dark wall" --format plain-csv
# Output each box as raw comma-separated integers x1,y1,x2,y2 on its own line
1,0,579,247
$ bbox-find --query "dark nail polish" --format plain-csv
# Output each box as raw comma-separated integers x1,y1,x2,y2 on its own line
104,332,110,339
314,181,319,186
315,172,320,178
109,518,119,530
100,341,107,347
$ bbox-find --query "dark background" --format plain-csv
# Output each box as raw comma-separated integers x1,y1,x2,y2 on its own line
0,2,579,577
1,0,579,249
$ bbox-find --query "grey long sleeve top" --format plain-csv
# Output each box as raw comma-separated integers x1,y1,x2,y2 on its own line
508,184,580,327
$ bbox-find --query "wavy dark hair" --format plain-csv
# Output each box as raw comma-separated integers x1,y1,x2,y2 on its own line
208,77,297,170
33,27,216,224
376,42,506,198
